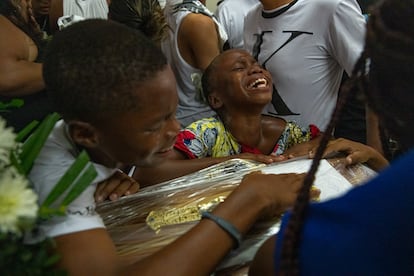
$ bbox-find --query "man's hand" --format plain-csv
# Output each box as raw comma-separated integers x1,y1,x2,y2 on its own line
238,172,320,218
309,138,389,172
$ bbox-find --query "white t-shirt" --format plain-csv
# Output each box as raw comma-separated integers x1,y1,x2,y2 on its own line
63,0,109,20
243,0,365,130
29,120,116,239
215,0,259,49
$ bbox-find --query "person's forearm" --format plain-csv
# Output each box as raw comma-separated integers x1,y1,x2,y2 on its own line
366,106,384,155
123,183,267,276
134,157,232,186
365,147,389,172
0,61,44,97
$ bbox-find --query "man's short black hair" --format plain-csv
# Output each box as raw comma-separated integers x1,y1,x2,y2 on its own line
43,19,168,122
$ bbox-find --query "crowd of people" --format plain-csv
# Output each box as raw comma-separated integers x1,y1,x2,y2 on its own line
1,0,412,275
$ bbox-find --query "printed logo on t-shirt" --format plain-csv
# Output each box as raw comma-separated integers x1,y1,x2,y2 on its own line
67,205,96,216
252,30,313,116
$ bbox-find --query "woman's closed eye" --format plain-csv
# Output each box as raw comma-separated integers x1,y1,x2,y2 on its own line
231,62,246,71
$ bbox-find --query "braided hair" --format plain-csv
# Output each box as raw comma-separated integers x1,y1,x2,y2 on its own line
278,0,414,274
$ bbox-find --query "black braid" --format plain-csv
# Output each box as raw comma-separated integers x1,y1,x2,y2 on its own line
363,0,414,158
279,53,368,274
279,0,414,273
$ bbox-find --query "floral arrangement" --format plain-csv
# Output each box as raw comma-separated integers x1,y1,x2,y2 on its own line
0,107,96,274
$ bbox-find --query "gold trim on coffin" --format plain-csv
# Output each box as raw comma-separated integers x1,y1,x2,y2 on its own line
146,195,227,232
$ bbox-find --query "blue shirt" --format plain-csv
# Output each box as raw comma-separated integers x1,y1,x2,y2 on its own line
275,149,414,275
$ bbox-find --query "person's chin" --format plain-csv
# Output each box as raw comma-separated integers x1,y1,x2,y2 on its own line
138,148,175,166
156,147,174,158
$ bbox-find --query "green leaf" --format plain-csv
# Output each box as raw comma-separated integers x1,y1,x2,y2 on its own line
15,120,39,142
40,151,90,208
19,113,60,174
9,150,24,175
61,164,97,206
0,98,24,111
44,252,61,267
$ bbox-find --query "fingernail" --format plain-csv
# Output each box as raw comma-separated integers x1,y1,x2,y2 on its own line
96,196,103,203
110,194,118,201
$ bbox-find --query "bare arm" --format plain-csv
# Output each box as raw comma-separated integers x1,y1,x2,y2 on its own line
177,13,221,70
0,16,44,97
54,172,307,275
248,235,276,276
366,106,384,155
133,149,286,187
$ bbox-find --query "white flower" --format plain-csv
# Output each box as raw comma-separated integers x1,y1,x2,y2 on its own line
0,168,38,235
0,117,17,168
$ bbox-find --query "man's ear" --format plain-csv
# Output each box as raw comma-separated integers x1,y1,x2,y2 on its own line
208,92,223,109
67,121,100,148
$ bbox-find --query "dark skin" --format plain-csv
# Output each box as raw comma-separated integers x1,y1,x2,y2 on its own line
0,1,44,97
95,170,139,202
177,0,221,71
249,1,401,273
48,65,316,275
134,49,322,186
0,1,135,199
208,50,288,155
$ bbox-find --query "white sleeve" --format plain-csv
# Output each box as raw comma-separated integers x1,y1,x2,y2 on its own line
39,212,105,238
215,5,235,47
328,0,366,76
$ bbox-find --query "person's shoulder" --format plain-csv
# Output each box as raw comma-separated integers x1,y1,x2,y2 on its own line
310,0,359,11
216,0,236,9
245,2,262,19
217,0,259,13
216,0,227,7
33,120,77,167
180,12,216,35
183,12,215,26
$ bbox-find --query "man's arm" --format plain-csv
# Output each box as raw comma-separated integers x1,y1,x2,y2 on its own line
133,149,285,186
177,13,221,70
54,172,307,275
366,106,384,155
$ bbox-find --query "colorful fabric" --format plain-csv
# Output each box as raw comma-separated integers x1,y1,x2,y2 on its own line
174,116,319,159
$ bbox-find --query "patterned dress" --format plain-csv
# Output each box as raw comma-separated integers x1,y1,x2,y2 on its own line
174,116,320,159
